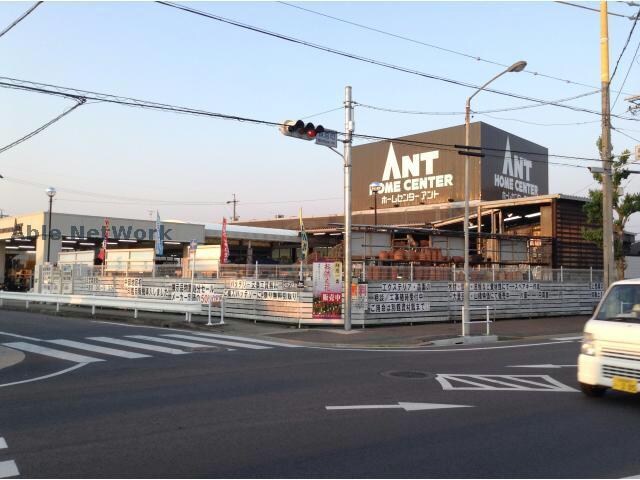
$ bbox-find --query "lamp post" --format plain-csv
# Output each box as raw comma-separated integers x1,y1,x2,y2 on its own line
369,182,384,226
463,60,526,336
45,186,56,263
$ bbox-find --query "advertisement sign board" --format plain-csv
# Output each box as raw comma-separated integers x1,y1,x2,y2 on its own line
479,123,548,201
312,262,343,319
351,122,548,211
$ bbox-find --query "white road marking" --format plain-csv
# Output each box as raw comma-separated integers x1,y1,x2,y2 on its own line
508,364,577,369
326,402,473,412
87,337,187,355
126,335,216,349
0,438,6,449
163,334,271,350
435,374,578,392
3,342,103,363
47,339,150,359
189,332,303,348
90,320,172,331
551,336,583,341
0,363,88,389
309,340,575,353
0,331,41,341
0,460,19,478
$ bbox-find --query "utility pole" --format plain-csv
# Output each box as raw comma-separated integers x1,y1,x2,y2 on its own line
344,86,354,331
227,194,239,222
601,0,616,287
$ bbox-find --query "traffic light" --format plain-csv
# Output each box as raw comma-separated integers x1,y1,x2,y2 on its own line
280,120,325,141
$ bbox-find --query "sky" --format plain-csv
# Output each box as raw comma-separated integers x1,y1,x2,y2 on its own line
2,1,640,230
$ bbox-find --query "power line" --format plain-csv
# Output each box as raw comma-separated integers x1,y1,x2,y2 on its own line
0,1,43,39
611,7,640,83
477,113,600,127
350,132,601,170
3,173,342,206
155,1,635,121
279,1,631,95
555,1,638,20
301,107,343,119
0,74,611,163
0,98,85,156
612,38,640,110
613,125,640,143
356,89,601,116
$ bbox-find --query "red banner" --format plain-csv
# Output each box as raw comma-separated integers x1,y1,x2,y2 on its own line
220,217,229,264
97,218,110,262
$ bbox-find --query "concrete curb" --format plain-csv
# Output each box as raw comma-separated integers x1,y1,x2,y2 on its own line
0,346,25,370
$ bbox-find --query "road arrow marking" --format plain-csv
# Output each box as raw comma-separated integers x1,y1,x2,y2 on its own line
507,364,577,369
326,402,473,412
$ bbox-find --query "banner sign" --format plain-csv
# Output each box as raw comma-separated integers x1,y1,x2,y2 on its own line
155,212,163,256
380,282,431,292
312,262,343,319
447,282,564,301
220,218,229,264
224,278,300,302
352,283,368,314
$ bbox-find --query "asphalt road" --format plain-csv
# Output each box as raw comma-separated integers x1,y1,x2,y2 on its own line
0,310,639,478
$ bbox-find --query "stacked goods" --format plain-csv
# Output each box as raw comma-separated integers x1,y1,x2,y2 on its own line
393,249,405,261
379,251,389,261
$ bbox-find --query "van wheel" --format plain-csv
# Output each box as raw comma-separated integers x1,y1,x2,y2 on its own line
580,383,607,397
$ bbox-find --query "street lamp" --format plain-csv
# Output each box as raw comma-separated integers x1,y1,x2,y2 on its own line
463,60,526,336
45,186,56,263
369,182,384,226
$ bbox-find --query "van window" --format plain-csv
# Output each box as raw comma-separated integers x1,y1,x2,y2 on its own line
595,284,640,320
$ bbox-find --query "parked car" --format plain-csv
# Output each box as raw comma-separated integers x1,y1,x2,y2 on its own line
578,279,640,397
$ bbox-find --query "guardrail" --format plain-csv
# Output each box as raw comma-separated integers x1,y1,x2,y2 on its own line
0,292,202,322
461,306,494,336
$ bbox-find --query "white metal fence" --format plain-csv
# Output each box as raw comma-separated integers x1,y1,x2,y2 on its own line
52,262,605,284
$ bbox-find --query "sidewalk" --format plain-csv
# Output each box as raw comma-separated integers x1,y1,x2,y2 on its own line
0,300,588,349
258,315,589,347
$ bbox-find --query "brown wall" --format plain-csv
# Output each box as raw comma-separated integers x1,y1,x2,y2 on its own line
554,199,602,268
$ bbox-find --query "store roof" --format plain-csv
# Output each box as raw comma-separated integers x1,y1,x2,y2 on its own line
205,223,300,243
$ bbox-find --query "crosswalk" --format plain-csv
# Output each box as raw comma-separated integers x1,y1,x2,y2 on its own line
1,332,300,365
0,435,18,479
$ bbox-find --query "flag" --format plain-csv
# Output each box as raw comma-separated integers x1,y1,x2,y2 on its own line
155,211,163,257
97,218,110,262
220,217,229,264
299,208,308,261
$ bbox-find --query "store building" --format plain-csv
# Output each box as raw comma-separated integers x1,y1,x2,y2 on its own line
240,122,616,269
0,212,300,290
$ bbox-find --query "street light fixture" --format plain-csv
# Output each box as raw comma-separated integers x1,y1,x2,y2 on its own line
45,186,56,263
369,182,384,226
462,60,526,336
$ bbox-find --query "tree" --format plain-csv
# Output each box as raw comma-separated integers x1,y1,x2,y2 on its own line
583,138,640,279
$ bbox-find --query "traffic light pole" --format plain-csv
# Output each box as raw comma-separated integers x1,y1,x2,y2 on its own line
344,85,354,331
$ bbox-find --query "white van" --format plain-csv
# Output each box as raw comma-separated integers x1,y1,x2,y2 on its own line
578,279,640,397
